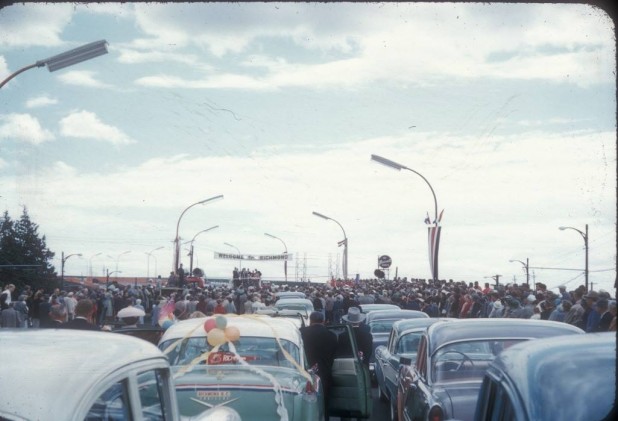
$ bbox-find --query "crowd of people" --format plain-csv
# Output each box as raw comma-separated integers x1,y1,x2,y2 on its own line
2,276,614,333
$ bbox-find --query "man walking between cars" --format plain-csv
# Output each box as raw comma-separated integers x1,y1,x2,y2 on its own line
301,311,338,421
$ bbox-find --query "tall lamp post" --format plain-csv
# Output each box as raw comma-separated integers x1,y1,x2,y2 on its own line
264,232,288,282
89,252,102,278
559,224,589,291
1,40,109,89
224,242,242,270
115,251,131,278
313,211,348,281
61,252,82,291
371,154,441,282
188,225,219,274
146,247,164,279
174,195,223,273
106,270,121,288
509,258,531,287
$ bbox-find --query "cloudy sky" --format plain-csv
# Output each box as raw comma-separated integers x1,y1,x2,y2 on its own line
0,2,615,292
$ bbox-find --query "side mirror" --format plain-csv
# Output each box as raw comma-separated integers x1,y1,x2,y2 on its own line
400,356,412,366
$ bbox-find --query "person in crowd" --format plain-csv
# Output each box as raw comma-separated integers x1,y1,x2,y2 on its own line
488,299,504,318
564,290,585,327
134,298,145,324
29,290,44,328
13,295,29,328
593,299,612,332
557,285,571,301
114,305,146,330
337,307,373,368
61,299,101,331
584,291,601,332
1,302,19,328
300,311,338,420
64,291,77,320
549,300,571,322
48,304,67,327
0,283,15,310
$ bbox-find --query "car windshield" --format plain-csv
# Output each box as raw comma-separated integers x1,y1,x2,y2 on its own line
432,339,524,383
275,304,310,315
396,332,423,354
160,337,300,369
369,319,397,334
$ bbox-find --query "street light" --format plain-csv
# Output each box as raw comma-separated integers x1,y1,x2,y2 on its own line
145,247,164,279
0,40,109,89
106,270,121,288
371,154,441,282
509,258,530,287
61,252,82,291
265,232,288,283
559,224,589,291
174,195,223,272
115,251,131,277
89,252,102,278
188,225,219,274
224,242,242,270
313,211,348,281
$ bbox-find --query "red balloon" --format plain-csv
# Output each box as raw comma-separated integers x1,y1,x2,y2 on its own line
204,318,217,333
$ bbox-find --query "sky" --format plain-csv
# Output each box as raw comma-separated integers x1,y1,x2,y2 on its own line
0,2,616,293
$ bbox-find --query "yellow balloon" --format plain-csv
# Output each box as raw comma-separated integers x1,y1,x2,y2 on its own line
225,326,240,342
207,328,227,346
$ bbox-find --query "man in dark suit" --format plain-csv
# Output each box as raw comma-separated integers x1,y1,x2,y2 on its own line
60,299,100,331
301,311,338,420
48,303,67,327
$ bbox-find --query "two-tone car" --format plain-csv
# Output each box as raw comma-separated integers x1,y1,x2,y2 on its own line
365,309,429,381
273,297,315,326
474,332,616,421
159,314,372,420
374,318,452,419
0,329,214,421
396,319,585,421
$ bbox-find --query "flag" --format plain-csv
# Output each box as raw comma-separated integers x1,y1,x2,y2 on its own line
338,239,347,247
438,209,445,223
428,225,442,281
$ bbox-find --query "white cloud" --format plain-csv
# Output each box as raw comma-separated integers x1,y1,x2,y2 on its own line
56,70,111,88
25,95,58,109
58,110,136,145
0,113,54,145
0,3,73,48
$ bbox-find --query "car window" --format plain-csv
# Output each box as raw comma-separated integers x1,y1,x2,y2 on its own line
396,332,423,354
137,369,168,421
84,380,130,421
369,320,395,333
161,337,300,368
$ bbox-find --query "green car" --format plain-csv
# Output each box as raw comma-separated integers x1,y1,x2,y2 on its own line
159,315,371,420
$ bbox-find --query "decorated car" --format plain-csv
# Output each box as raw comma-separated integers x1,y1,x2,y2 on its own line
159,314,371,420
0,329,212,421
374,318,452,419
474,332,616,421
396,319,585,421
365,309,429,381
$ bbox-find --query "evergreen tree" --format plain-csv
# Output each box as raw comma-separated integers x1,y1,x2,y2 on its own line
0,208,57,292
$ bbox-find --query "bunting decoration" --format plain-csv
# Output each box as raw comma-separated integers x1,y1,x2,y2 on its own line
427,209,444,281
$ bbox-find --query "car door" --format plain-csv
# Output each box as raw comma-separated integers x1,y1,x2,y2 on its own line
381,330,401,398
327,324,372,419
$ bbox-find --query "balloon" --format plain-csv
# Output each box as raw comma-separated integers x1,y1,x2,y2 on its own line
161,319,174,330
224,326,240,342
207,328,227,346
215,316,227,330
204,318,217,333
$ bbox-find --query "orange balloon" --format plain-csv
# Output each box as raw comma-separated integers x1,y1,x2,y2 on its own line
225,325,240,342
207,328,227,346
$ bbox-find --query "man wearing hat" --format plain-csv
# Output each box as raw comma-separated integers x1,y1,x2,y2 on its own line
583,290,600,332
338,307,373,368
115,304,146,329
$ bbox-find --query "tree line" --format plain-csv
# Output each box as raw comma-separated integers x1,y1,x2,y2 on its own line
0,208,58,292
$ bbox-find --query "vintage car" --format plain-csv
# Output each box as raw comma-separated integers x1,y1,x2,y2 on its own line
254,307,306,328
365,309,429,380
473,332,616,421
359,303,400,313
374,318,452,413
396,319,585,421
275,291,307,300
273,297,315,325
159,314,371,420
0,329,214,421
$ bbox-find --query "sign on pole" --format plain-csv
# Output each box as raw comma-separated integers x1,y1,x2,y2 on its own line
378,255,392,269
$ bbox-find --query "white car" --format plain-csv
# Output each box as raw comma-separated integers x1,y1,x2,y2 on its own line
273,298,315,326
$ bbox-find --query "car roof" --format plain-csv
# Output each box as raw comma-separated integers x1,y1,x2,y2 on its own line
365,309,429,322
274,298,314,306
489,332,616,419
393,317,452,335
0,329,166,421
425,318,584,355
159,315,302,345
359,303,399,313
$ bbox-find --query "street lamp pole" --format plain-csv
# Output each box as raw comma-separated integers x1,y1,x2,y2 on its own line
115,251,131,278
371,154,441,281
106,269,121,288
265,232,288,282
313,212,348,281
89,252,102,278
0,40,109,89
509,258,530,287
174,195,223,273
61,252,82,291
224,242,242,271
559,224,589,291
146,247,164,279
188,225,219,274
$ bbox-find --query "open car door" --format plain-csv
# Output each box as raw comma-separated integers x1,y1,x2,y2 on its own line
327,324,372,418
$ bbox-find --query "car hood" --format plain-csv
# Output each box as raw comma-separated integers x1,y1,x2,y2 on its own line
173,365,308,420
435,381,483,421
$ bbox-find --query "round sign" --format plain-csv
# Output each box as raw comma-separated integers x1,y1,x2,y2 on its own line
374,269,385,279
378,255,392,268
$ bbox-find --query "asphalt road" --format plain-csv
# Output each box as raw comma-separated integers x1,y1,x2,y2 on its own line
331,386,391,421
